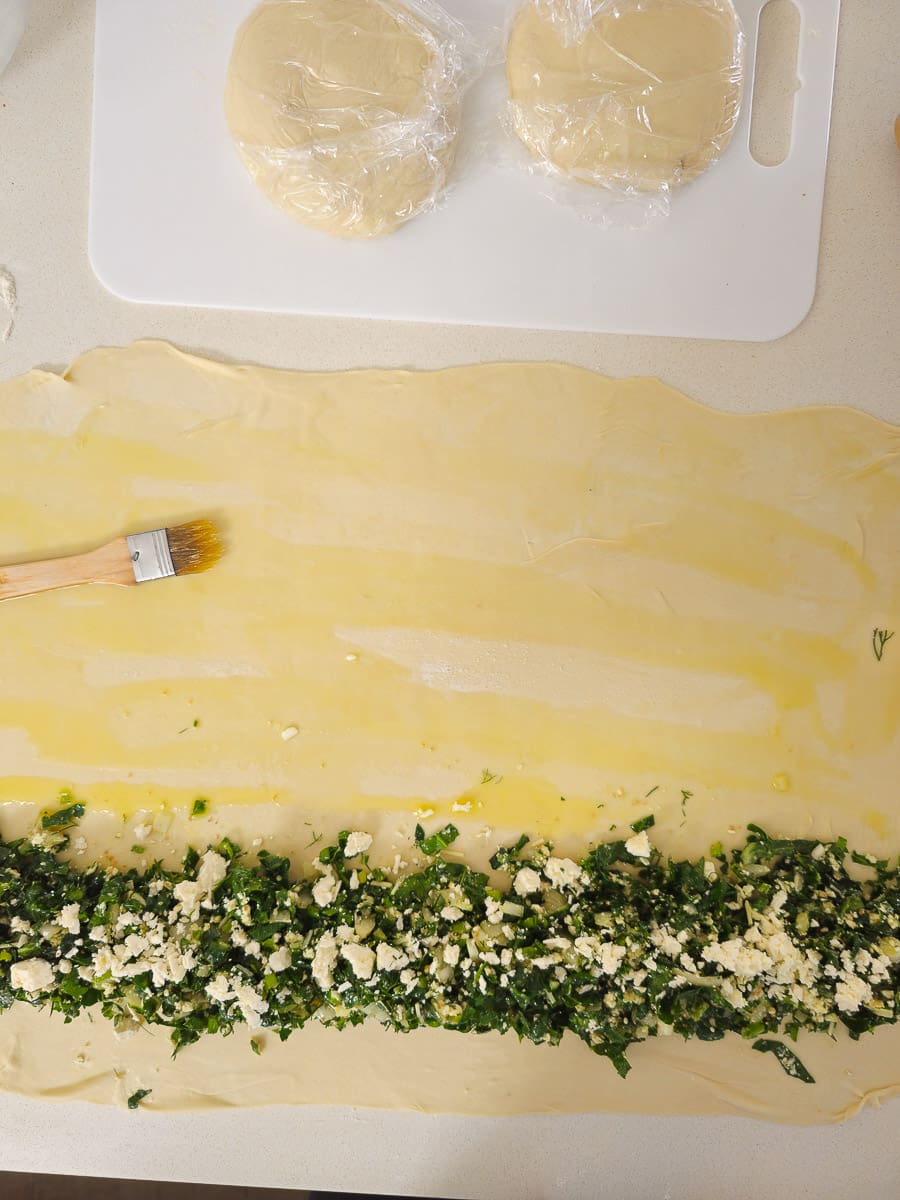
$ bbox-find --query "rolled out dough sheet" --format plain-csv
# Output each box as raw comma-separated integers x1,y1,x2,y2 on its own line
0,342,898,1122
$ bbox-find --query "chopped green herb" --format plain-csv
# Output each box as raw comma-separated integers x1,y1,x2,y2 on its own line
131,845,145,855
304,831,323,850
190,798,208,818
415,823,460,856
752,1039,815,1083
630,814,655,833
1,805,898,1087
873,628,895,661
680,789,693,825
490,833,529,871
645,786,659,797
480,769,502,785
41,804,85,830
127,1088,152,1110
250,1038,261,1056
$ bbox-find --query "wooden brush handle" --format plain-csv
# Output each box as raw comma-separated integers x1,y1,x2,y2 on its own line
0,538,135,601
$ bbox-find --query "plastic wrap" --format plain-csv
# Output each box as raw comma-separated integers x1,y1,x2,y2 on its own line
224,0,487,239
504,0,744,225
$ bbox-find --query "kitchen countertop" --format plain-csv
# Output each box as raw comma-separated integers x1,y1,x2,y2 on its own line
1,2,899,1197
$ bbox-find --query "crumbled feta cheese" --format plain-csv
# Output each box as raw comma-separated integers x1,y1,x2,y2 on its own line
268,946,292,973
624,831,652,860
10,917,32,934
206,974,232,1003
650,925,682,958
835,973,872,1014
123,933,150,959
702,938,773,979
760,930,809,985
703,860,718,882
71,836,87,856
343,831,373,858
312,865,341,907
451,800,472,814
231,980,269,1028
513,867,542,897
56,903,81,936
441,905,464,921
10,958,54,993
341,942,376,980
544,857,585,891
311,934,339,991
376,943,410,972
442,943,460,967
196,850,228,898
132,823,152,842
172,879,203,917
280,725,299,741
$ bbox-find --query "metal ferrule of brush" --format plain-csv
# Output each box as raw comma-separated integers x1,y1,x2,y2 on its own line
126,528,175,584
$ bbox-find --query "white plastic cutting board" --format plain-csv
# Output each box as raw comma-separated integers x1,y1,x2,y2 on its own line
90,0,840,341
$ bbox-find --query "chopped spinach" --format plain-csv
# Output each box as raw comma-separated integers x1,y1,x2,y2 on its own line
1,804,898,1088
752,1039,815,1083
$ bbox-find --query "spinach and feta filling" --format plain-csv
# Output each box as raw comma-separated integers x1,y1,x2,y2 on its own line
1,806,898,1084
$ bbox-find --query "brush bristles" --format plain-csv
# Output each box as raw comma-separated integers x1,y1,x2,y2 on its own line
165,519,223,577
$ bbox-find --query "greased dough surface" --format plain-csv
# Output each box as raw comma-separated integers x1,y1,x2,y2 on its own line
0,342,899,1122
506,0,743,191
224,0,459,237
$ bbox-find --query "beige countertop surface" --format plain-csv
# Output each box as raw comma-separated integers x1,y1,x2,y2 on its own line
0,2,899,1198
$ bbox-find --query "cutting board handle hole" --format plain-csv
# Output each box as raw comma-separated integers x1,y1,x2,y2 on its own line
749,0,801,166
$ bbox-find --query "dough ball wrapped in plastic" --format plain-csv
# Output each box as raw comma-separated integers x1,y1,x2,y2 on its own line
506,0,744,199
225,0,479,238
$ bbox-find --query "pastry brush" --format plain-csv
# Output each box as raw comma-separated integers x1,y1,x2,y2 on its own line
0,519,223,602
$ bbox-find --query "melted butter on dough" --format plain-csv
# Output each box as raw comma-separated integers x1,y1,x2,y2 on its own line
506,0,743,191
224,0,460,238
0,341,898,1121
